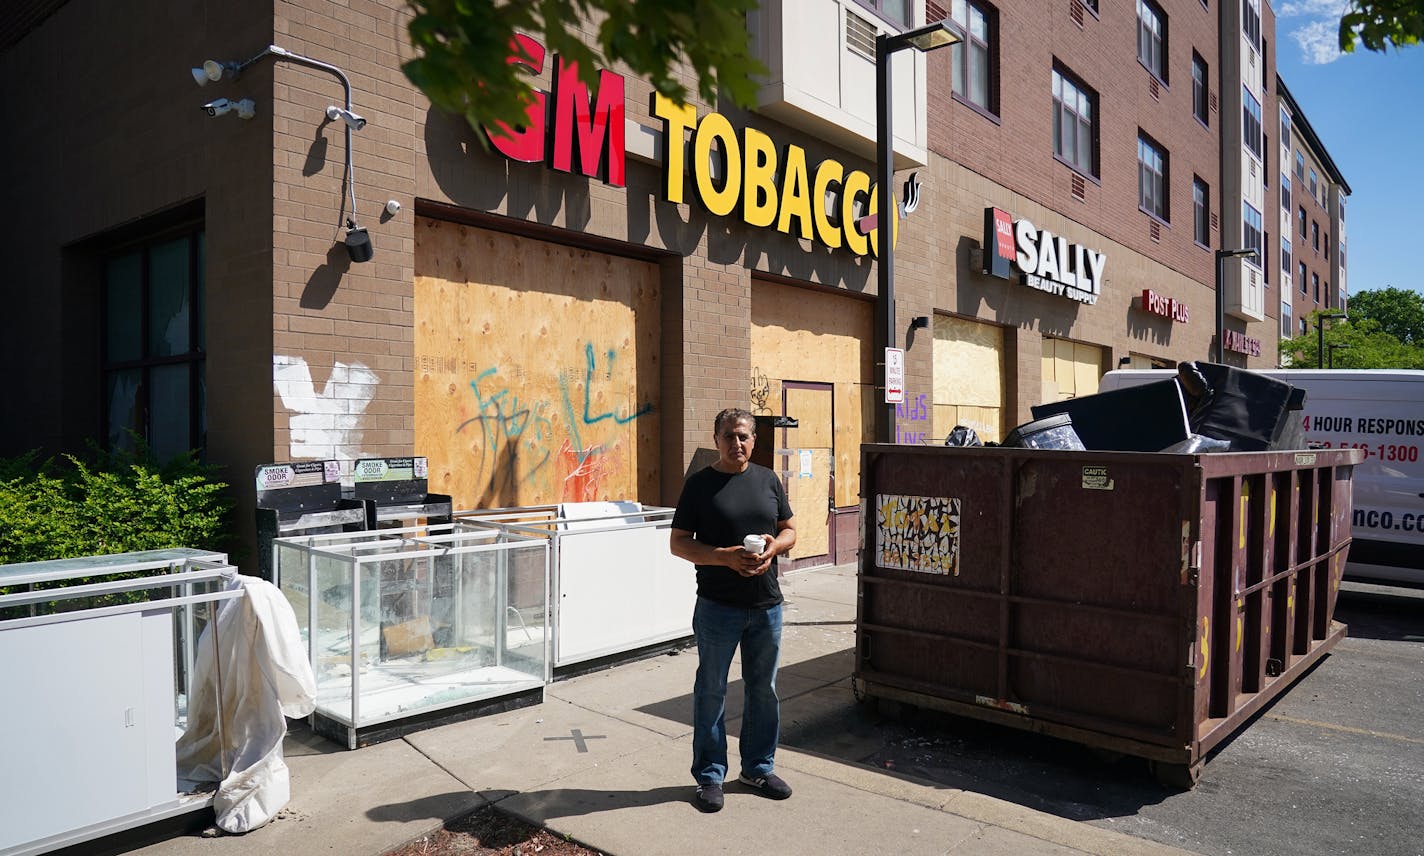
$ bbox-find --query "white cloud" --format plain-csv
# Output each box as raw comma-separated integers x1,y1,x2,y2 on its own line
1292,20,1346,65
1278,0,1350,18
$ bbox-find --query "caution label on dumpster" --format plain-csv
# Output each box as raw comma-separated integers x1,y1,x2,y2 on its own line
875,494,961,576
1081,466,1114,490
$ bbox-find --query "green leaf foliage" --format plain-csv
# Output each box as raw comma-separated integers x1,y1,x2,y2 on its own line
403,0,765,142
1343,286,1424,344
1339,0,1424,53
0,450,232,565
1279,307,1424,369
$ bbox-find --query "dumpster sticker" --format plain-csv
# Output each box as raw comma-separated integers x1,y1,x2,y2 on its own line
1081,466,1114,490
875,494,961,576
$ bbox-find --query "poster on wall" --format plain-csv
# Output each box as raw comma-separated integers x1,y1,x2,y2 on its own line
875,493,962,576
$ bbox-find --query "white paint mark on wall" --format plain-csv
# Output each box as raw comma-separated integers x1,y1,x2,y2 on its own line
273,355,379,462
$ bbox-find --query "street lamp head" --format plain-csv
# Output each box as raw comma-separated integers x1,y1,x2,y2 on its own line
885,20,962,54
1216,247,1258,260
1320,310,1348,321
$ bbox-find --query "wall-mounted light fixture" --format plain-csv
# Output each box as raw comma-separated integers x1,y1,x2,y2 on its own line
191,45,373,263
1118,356,1132,368
910,316,931,331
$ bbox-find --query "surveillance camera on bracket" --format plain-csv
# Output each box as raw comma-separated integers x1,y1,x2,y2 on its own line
326,105,367,130
201,98,256,119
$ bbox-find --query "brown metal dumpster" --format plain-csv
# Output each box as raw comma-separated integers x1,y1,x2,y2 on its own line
854,444,1363,787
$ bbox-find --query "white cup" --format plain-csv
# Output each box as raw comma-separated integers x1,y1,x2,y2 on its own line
743,534,767,554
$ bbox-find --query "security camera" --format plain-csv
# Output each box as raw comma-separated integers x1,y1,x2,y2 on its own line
326,105,367,130
201,98,255,119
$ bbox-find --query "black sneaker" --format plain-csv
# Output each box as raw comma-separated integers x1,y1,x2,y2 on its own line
694,782,725,813
738,772,792,800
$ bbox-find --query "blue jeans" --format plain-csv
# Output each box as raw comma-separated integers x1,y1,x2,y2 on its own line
690,596,783,786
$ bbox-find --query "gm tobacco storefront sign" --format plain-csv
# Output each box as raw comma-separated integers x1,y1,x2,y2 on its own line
482,34,897,259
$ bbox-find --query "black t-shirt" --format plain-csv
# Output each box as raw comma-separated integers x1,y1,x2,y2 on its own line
671,463,794,608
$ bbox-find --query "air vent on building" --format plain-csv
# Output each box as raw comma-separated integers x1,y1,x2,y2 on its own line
1210,92,1218,113
1248,50,1256,69
1070,0,1085,27
927,0,948,24
1149,220,1161,242
846,9,876,61
1071,174,1086,200
1249,269,1259,289
1211,212,1219,231
1149,78,1160,100
1249,159,1257,179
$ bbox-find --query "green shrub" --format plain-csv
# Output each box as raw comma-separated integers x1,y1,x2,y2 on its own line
0,448,233,565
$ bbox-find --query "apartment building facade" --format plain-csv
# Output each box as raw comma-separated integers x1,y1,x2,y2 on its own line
1276,76,1351,343
2,0,1336,565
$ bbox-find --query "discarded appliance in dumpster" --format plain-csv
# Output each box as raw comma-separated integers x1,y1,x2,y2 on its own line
854,443,1363,787
274,522,549,749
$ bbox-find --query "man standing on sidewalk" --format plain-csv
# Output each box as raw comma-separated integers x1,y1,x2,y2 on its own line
670,407,797,813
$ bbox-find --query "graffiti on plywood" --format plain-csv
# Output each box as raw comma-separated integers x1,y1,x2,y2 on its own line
274,356,378,461
875,493,961,576
750,368,772,415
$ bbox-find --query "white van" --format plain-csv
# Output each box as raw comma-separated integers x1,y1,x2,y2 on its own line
1100,368,1424,587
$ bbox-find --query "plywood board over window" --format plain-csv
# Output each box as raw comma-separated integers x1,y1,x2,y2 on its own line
413,218,660,511
748,281,873,512
1040,337,1104,403
932,315,1005,444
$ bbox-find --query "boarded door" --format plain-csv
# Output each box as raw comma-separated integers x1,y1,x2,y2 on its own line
413,219,660,510
783,383,833,562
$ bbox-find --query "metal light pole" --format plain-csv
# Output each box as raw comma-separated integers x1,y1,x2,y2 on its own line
1214,247,1259,363
1315,310,1348,368
1327,342,1350,369
875,20,959,443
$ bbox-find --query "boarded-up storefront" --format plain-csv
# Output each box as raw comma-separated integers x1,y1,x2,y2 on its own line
749,280,873,567
1041,337,1104,403
413,219,661,510
933,315,1006,444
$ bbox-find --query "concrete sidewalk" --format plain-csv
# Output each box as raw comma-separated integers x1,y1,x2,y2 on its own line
124,563,1199,856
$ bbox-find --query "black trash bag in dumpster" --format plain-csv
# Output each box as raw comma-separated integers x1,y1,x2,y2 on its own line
944,425,984,447
1176,362,1308,451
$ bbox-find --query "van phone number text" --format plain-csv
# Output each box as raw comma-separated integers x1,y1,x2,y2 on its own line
1313,441,1420,462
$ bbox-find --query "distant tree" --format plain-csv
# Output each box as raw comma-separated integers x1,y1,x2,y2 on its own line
1346,286,1424,344
1280,310,1424,369
1339,0,1424,53
403,0,764,142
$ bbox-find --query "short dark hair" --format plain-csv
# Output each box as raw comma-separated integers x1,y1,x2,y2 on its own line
714,408,755,436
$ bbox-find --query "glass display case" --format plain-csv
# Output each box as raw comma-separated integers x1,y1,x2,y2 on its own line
0,549,239,855
274,523,549,748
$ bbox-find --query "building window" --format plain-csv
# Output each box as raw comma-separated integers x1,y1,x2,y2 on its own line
1325,233,1331,260
1300,261,1307,294
1280,106,1291,143
1312,220,1320,252
103,229,206,462
853,0,910,27
1242,86,1263,160
1139,133,1169,220
1313,272,1320,303
1282,299,1293,339
1325,280,1331,307
1192,53,1209,125
1301,317,1308,336
1295,150,1304,178
1282,237,1291,274
1243,202,1262,267
1281,175,1290,211
1243,0,1261,48
1309,167,1318,198
1053,66,1097,177
950,0,996,113
1299,206,1307,237
1137,0,1166,81
1193,177,1209,245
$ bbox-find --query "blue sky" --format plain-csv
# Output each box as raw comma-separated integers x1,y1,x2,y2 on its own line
1272,2,1424,298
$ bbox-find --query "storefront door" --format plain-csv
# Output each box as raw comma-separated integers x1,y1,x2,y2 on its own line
782,381,833,565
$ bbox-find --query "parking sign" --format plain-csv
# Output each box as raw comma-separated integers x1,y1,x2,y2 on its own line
885,347,905,404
